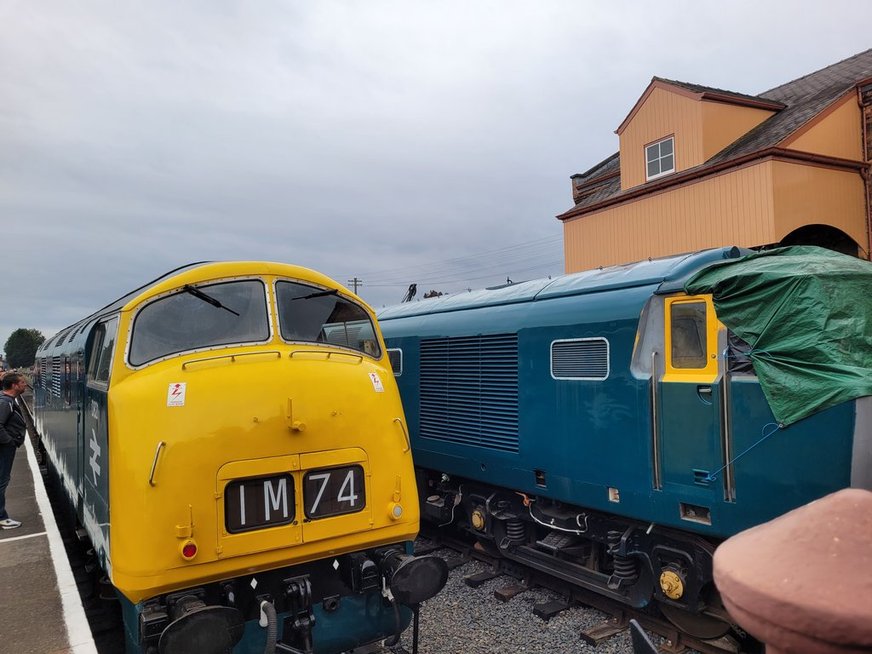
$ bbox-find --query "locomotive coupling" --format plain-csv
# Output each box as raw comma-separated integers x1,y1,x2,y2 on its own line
377,549,449,606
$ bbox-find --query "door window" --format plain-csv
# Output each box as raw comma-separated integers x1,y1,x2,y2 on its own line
88,317,119,386
664,296,719,381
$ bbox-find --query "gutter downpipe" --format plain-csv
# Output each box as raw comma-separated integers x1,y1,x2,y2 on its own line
858,85,872,261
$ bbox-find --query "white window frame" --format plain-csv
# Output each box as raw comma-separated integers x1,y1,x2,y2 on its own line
550,337,610,381
125,276,272,370
645,136,675,181
386,348,403,376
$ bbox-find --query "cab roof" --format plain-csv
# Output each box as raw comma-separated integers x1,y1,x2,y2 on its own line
38,261,357,354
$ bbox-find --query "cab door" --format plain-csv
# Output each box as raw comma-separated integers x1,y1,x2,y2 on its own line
81,317,117,565
657,295,724,525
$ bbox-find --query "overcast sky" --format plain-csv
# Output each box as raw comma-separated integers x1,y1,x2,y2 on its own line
1,1,870,351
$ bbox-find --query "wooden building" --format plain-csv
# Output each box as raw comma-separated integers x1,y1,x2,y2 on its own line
559,49,872,272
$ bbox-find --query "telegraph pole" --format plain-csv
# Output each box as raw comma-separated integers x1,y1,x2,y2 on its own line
347,277,363,294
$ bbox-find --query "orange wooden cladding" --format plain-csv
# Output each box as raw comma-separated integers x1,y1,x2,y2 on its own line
563,160,868,272
618,86,775,190
772,161,866,245
782,94,864,161
701,101,778,160
566,77,870,273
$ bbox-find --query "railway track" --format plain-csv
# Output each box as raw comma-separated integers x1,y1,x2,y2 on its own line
414,527,757,654
37,466,753,654
22,398,754,654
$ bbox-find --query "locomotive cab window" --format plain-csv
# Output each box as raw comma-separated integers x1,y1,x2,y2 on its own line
88,317,119,385
671,302,706,368
664,295,719,382
129,279,269,366
275,281,381,358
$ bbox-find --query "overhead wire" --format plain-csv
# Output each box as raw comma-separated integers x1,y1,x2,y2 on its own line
363,258,565,287
358,235,563,284
357,235,564,289
364,252,564,285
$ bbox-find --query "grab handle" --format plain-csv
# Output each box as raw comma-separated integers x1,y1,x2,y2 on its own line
394,418,411,453
148,441,166,486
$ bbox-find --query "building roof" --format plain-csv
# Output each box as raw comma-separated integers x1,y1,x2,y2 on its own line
652,76,784,107
563,49,872,218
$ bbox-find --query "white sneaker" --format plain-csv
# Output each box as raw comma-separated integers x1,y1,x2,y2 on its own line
0,518,21,529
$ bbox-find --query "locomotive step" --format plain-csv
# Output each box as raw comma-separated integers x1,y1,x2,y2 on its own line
535,531,580,553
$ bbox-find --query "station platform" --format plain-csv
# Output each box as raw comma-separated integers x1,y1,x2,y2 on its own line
0,436,96,654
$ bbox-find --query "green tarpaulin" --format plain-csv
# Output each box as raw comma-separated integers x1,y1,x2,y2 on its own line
685,246,872,426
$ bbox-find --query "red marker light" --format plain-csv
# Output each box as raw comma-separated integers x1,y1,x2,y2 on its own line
182,542,197,559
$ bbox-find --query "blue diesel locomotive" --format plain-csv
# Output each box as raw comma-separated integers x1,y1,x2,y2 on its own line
378,246,872,638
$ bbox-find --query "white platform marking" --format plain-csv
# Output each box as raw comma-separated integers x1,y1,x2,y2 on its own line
0,530,47,543
24,438,98,653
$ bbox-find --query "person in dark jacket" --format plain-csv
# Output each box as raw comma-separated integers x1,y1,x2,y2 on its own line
0,372,28,529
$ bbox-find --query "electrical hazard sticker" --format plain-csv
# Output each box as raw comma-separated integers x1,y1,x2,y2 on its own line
368,372,385,393
167,382,187,406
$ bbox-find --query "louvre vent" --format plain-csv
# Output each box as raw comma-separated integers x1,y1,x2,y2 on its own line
387,349,403,376
551,338,609,380
51,357,62,397
419,334,519,453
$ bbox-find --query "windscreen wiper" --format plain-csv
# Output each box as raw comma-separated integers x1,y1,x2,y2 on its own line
183,284,240,316
291,288,339,301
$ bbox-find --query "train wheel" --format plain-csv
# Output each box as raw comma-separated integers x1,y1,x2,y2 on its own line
659,603,732,640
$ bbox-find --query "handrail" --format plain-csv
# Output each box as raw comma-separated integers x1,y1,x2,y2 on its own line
650,351,662,490
181,350,281,370
148,441,166,487
720,347,736,501
394,418,411,453
288,350,363,363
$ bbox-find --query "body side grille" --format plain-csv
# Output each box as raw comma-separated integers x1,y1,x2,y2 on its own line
419,334,519,453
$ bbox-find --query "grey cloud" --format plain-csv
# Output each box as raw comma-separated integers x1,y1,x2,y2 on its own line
1,1,870,347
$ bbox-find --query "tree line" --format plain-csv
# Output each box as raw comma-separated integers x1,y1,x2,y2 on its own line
3,328,45,369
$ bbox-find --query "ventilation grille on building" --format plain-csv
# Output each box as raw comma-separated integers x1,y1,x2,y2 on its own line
551,338,609,380
419,334,519,453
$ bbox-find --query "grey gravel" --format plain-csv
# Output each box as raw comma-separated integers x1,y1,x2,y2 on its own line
391,549,665,654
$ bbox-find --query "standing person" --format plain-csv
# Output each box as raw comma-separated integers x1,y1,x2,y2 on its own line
0,373,28,529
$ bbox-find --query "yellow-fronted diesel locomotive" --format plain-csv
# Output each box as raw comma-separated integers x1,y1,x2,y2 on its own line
33,261,447,654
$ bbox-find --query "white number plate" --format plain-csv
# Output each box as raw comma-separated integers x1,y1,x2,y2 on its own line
225,465,366,533
225,474,295,533
303,465,366,519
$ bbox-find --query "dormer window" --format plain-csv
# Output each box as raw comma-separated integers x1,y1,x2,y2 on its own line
646,137,674,180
